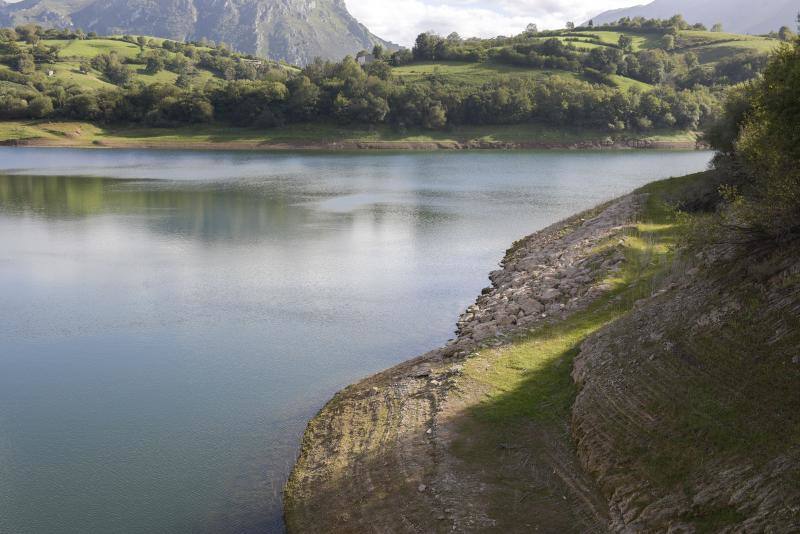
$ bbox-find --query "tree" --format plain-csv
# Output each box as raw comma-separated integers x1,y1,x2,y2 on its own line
711,38,800,238
778,26,795,42
413,33,444,61
287,75,320,120
526,23,539,35
618,35,633,51
566,22,575,30
16,24,40,44
0,28,19,42
91,52,133,85
423,103,447,129
669,15,688,31
137,35,147,50
588,19,594,28
28,95,54,118
15,53,35,75
711,23,724,32
175,73,192,88
366,60,392,80
661,34,675,51
145,55,164,74
372,44,384,59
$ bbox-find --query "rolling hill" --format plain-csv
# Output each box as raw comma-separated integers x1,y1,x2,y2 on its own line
0,0,394,65
590,0,797,35
389,26,780,91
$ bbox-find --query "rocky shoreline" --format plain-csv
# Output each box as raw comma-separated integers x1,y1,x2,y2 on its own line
283,193,644,532
283,172,800,533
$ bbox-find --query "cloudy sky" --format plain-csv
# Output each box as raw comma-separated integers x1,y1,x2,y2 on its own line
345,0,646,46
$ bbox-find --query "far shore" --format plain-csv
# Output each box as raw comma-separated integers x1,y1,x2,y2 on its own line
0,120,705,152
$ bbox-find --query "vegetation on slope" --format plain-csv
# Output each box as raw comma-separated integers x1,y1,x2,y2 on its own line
0,16,783,140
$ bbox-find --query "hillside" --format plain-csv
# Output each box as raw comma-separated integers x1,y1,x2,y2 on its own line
590,0,797,35
0,32,297,90
0,0,393,64
390,25,780,91
0,21,782,144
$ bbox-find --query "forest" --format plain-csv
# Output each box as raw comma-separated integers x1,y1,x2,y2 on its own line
0,16,788,132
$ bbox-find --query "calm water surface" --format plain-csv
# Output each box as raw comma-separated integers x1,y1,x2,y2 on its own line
0,148,711,533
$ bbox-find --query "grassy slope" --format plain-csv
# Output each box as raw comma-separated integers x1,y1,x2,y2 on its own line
0,120,699,149
453,174,684,474
392,61,582,85
676,30,781,64
390,27,778,91
392,60,654,91
460,170,799,531
13,37,230,90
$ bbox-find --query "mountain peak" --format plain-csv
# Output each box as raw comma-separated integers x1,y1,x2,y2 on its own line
0,0,395,64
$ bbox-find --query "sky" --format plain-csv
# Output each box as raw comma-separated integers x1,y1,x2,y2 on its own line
346,0,647,46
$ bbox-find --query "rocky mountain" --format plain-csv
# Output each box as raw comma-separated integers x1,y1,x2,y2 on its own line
590,0,797,34
0,0,394,65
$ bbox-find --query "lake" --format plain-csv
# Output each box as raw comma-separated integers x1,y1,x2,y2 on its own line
0,148,711,533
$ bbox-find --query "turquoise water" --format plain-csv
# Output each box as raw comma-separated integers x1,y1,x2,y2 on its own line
0,148,711,533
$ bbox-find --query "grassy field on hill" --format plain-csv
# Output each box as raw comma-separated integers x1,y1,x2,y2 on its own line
392,61,582,85
3,34,289,91
0,120,700,149
0,19,785,143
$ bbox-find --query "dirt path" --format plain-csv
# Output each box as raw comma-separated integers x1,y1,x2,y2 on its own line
284,195,644,533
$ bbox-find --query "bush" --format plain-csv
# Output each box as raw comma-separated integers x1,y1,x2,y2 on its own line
28,95,54,118
710,40,800,240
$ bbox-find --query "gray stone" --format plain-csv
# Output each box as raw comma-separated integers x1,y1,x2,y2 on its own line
540,288,562,302
518,297,543,315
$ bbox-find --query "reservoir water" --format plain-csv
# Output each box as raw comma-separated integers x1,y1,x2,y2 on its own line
0,148,711,533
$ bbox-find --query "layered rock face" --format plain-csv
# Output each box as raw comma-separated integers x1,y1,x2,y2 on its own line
572,240,800,532
286,177,800,532
0,0,393,64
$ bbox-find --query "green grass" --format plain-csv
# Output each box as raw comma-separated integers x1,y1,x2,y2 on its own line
392,61,581,86
693,40,782,64
39,38,143,59
40,61,115,89
132,68,179,84
463,189,682,425
392,60,654,92
0,119,697,148
607,73,653,91
529,36,609,50
568,30,664,51
678,30,766,44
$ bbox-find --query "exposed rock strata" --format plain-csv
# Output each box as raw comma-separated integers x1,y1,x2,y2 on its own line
285,184,800,532
572,244,800,532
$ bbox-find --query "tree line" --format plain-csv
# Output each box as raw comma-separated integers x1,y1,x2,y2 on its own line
0,21,772,133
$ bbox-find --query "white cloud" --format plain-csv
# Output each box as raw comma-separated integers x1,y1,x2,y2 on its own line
346,0,645,46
